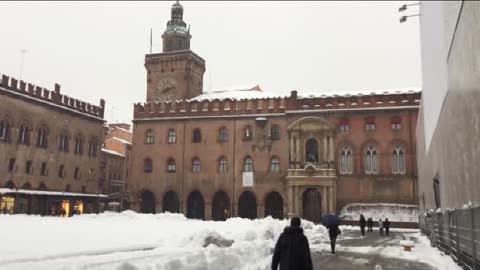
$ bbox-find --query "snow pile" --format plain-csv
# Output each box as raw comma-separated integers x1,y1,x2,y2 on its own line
339,203,419,223
0,211,329,270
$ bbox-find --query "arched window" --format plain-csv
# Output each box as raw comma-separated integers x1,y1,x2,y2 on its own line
192,129,202,143
192,157,201,173
145,129,154,144
270,157,280,172
305,138,319,162
365,146,378,174
243,126,252,141
18,124,30,145
36,126,48,148
74,135,84,155
339,146,353,175
167,129,176,144
218,156,228,173
270,125,280,140
58,165,65,178
58,132,69,152
167,158,176,173
0,119,11,141
244,156,253,172
218,128,228,143
392,146,405,174
144,158,153,173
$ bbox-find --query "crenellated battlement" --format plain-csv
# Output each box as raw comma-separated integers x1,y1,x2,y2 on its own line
0,73,105,120
134,89,421,119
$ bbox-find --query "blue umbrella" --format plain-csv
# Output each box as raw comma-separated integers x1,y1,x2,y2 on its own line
321,214,341,227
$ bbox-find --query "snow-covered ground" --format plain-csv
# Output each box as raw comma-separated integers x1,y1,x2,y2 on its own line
339,203,419,223
0,212,457,270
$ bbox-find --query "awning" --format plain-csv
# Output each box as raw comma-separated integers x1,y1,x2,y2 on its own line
0,188,108,198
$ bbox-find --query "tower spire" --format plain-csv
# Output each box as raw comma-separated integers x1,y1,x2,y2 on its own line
162,1,191,52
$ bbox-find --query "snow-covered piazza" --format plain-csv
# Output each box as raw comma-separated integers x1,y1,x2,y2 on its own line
0,212,460,270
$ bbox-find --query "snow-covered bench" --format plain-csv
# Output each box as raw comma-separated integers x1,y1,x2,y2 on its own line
400,240,415,251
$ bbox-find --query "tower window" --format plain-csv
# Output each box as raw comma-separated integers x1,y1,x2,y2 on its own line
244,157,253,172
192,157,201,173
271,125,280,140
218,128,228,143
168,129,176,144
243,126,252,141
192,129,201,143
167,158,176,173
145,129,155,144
270,157,280,172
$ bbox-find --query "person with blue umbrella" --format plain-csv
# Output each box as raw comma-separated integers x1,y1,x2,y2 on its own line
321,214,342,254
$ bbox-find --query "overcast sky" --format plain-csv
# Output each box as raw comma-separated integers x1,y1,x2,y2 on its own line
0,1,421,124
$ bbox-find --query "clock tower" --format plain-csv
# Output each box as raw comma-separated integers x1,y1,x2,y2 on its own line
145,1,206,102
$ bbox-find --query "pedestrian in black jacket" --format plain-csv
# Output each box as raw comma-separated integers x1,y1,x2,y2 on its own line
359,214,366,237
272,217,313,270
367,218,373,232
328,224,341,254
384,218,391,236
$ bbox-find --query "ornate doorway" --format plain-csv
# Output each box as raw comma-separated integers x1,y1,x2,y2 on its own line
302,188,322,223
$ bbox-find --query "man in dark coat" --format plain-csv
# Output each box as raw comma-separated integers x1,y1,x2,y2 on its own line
367,217,373,232
384,218,391,236
359,214,366,237
328,224,340,254
272,217,313,270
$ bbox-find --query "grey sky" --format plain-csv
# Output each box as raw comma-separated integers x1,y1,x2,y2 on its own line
0,1,421,124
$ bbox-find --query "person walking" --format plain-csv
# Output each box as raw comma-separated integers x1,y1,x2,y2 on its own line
272,217,313,270
367,217,373,232
328,224,341,254
379,219,384,237
384,218,391,236
359,214,366,237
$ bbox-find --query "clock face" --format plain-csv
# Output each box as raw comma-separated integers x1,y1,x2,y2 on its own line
155,77,177,101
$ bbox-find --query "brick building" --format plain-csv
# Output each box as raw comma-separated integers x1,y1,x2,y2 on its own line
100,123,132,195
0,74,106,215
128,2,421,222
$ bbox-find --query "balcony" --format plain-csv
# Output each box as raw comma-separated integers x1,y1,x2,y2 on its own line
287,161,336,177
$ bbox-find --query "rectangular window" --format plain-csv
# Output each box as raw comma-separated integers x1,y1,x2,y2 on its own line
40,162,47,176
391,123,401,130
271,126,280,140
8,158,15,173
339,124,350,132
25,161,33,175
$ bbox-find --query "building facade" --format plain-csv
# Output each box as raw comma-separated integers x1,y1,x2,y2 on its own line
101,123,132,195
0,74,106,215
128,2,421,222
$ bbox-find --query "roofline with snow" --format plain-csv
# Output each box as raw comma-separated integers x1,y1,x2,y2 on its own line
134,89,421,120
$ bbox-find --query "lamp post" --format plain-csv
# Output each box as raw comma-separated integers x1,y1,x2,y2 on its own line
398,2,420,23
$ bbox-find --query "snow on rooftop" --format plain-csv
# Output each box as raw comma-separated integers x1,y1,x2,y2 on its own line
0,188,107,198
101,148,125,157
188,85,421,102
106,136,132,145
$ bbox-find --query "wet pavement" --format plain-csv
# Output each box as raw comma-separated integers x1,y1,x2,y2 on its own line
312,228,436,270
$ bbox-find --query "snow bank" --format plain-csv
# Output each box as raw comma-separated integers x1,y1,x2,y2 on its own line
0,211,329,270
339,203,419,223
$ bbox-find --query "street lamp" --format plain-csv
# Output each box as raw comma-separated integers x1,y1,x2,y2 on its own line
398,2,420,23
398,2,420,12
399,14,420,23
